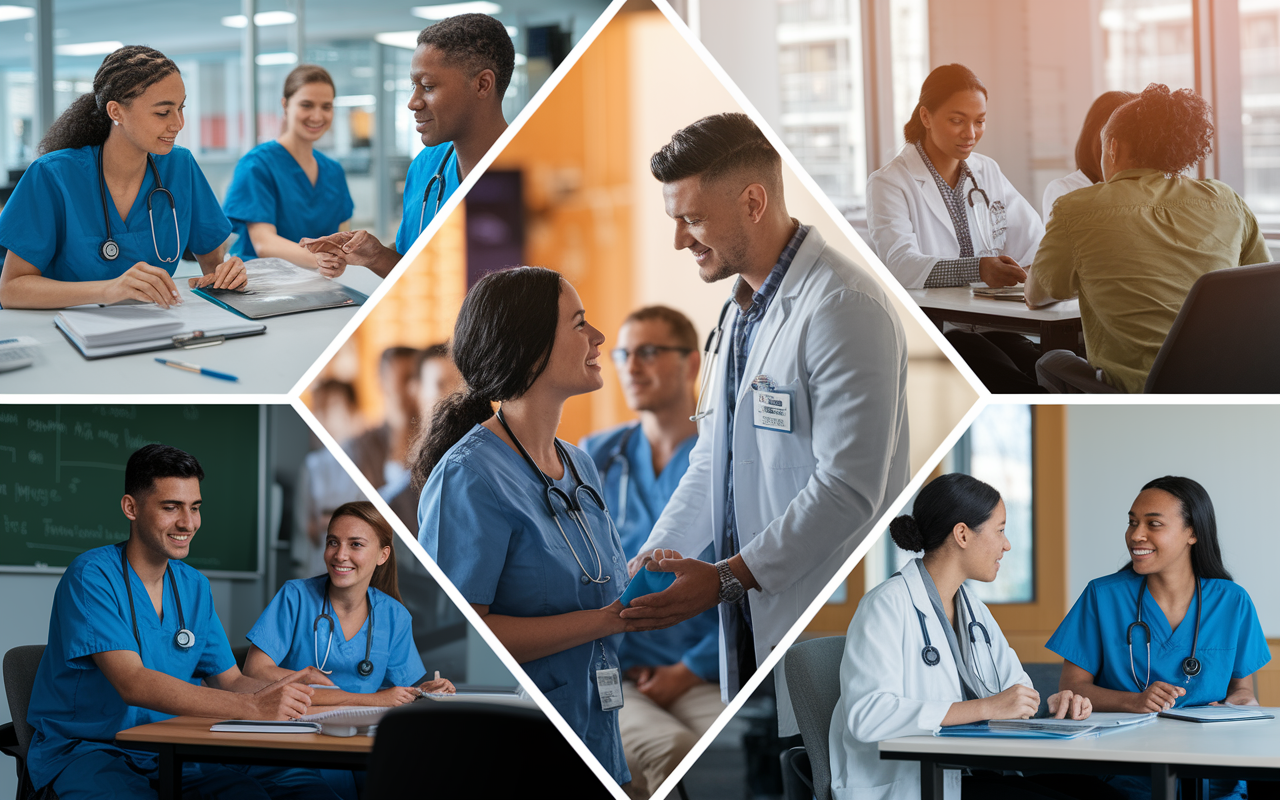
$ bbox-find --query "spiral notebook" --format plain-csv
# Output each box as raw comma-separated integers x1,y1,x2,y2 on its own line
54,298,265,359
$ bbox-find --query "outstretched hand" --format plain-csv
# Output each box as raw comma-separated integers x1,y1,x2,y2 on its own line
618,550,718,630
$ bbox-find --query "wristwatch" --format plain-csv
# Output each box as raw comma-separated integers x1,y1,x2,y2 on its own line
716,559,746,604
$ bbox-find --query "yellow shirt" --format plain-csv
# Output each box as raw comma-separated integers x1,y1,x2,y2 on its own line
1030,168,1270,392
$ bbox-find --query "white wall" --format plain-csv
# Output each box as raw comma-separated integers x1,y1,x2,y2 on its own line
1066,405,1280,636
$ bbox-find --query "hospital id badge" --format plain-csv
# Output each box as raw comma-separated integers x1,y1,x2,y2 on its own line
597,667,623,710
752,388,793,433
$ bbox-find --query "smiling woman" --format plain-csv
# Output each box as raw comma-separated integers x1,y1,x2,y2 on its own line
0,45,247,309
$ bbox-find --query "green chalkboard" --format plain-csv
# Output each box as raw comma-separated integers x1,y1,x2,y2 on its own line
0,405,262,574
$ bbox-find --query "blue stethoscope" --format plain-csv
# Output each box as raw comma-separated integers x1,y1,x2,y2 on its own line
602,425,638,530
313,578,376,678
96,145,181,264
1128,576,1202,691
418,144,456,237
495,407,614,585
900,570,1000,695
120,544,194,652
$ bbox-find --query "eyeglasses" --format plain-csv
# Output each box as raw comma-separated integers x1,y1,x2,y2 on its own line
609,344,693,367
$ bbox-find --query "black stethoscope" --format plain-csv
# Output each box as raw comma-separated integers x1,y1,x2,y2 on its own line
120,545,194,652
962,171,998,255
96,145,181,264
1128,576,1202,691
602,425,639,530
495,408,614,585
900,570,1000,695
418,144,456,237
313,578,375,678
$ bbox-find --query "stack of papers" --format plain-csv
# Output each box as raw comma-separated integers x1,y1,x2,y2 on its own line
939,712,1156,740
972,283,1026,301
300,706,390,738
55,299,265,359
210,720,321,734
1159,705,1275,723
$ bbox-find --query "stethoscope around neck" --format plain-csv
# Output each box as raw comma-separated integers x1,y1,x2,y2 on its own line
418,144,456,237
603,425,638,530
963,172,998,256
313,578,375,678
494,407,614,586
691,298,734,423
120,544,195,653
96,145,181,264
899,569,1000,695
1128,575,1202,692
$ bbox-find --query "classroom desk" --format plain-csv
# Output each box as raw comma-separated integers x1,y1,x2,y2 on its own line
907,287,1083,354
0,261,380,394
117,712,371,800
879,711,1280,800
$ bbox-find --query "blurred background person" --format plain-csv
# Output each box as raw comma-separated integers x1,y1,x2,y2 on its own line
1041,91,1136,222
294,379,365,579
386,343,462,529
581,306,724,800
345,346,419,492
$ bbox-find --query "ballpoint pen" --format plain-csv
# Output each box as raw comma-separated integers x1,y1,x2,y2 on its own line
154,357,239,382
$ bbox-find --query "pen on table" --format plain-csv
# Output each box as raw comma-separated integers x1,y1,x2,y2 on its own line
154,358,239,382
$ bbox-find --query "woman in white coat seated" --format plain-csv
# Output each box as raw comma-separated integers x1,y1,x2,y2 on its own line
827,474,1121,800
866,64,1045,393
1042,91,1135,222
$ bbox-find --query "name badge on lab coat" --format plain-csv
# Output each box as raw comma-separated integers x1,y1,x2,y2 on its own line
597,667,623,710
752,388,793,433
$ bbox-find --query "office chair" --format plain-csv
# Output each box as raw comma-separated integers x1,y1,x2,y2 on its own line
1145,260,1280,393
782,636,846,800
2,645,49,800
362,700,613,799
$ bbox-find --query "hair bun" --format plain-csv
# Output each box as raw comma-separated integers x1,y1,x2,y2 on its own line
889,514,924,552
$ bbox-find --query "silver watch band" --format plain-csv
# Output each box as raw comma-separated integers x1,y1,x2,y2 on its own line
716,559,745,604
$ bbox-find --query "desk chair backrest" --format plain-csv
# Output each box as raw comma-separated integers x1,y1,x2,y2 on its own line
784,636,846,800
1145,260,1280,393
3,645,45,759
363,700,613,799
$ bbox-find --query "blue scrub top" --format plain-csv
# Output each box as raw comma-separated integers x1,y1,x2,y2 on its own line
247,576,426,692
395,142,459,255
0,145,231,283
223,141,354,260
418,424,629,785
1047,569,1270,706
581,423,719,682
26,543,235,790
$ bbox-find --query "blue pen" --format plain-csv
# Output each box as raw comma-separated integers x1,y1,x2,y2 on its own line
154,358,239,382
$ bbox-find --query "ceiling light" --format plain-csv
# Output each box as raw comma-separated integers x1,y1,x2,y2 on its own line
55,40,123,57
411,2,501,21
221,11,298,28
0,5,35,22
333,95,376,107
375,31,420,49
256,52,298,66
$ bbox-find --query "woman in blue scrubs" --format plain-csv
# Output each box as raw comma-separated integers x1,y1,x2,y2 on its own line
416,266,636,787
1048,476,1270,800
0,45,245,309
222,65,354,276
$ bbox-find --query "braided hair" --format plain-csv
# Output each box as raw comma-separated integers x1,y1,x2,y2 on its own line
39,45,179,154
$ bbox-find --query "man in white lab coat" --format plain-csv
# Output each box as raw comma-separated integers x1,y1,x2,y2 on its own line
622,112,912,706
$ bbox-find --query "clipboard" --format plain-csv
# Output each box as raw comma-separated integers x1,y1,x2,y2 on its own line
191,257,367,319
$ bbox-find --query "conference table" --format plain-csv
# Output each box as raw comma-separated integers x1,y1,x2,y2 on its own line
0,261,380,395
880,710,1280,800
906,286,1083,354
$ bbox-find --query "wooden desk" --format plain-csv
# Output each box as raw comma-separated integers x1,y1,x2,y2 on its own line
907,287,1083,354
880,711,1280,800
117,713,370,800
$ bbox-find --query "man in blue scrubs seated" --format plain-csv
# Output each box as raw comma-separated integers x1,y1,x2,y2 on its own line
0,46,246,309
301,13,514,277
581,306,725,800
26,444,339,800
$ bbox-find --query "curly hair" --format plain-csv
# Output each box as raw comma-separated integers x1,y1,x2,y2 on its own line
1104,84,1214,176
417,13,516,97
39,45,179,155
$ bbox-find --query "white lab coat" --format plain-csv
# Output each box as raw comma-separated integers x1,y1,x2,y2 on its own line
1041,168,1091,222
865,144,1044,289
639,226,912,721
827,559,1032,800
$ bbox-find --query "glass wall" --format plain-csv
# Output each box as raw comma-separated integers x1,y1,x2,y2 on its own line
1241,0,1280,222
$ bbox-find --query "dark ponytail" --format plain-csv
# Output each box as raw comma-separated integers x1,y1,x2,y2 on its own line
39,45,179,154
410,266,564,489
1075,90,1136,184
889,473,1001,553
903,63,987,144
1135,476,1232,581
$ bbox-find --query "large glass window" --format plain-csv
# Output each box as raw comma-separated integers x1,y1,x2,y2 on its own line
0,3,34,190
1100,0,1195,93
1241,0,1280,224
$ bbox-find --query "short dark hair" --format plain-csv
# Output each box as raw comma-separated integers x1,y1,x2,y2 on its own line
1074,90,1136,184
418,14,516,96
890,473,1001,553
650,112,782,192
380,346,419,375
312,378,357,409
414,342,451,375
124,444,204,497
623,306,698,351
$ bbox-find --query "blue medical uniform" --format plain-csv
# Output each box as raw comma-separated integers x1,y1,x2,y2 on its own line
222,141,354,261
1048,569,1270,800
394,142,459,255
26,543,333,800
418,424,630,785
0,145,230,282
580,423,719,682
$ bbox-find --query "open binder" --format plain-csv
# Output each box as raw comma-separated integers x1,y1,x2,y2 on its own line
54,299,265,360
192,257,367,319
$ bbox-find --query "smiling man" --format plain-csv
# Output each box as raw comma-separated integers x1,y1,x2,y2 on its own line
621,113,912,720
301,13,514,277
26,444,337,800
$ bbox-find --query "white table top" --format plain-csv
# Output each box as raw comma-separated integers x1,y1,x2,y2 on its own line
907,286,1081,322
880,711,1280,770
0,262,379,395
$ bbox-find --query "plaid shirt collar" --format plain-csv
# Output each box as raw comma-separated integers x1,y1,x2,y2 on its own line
731,220,809,318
